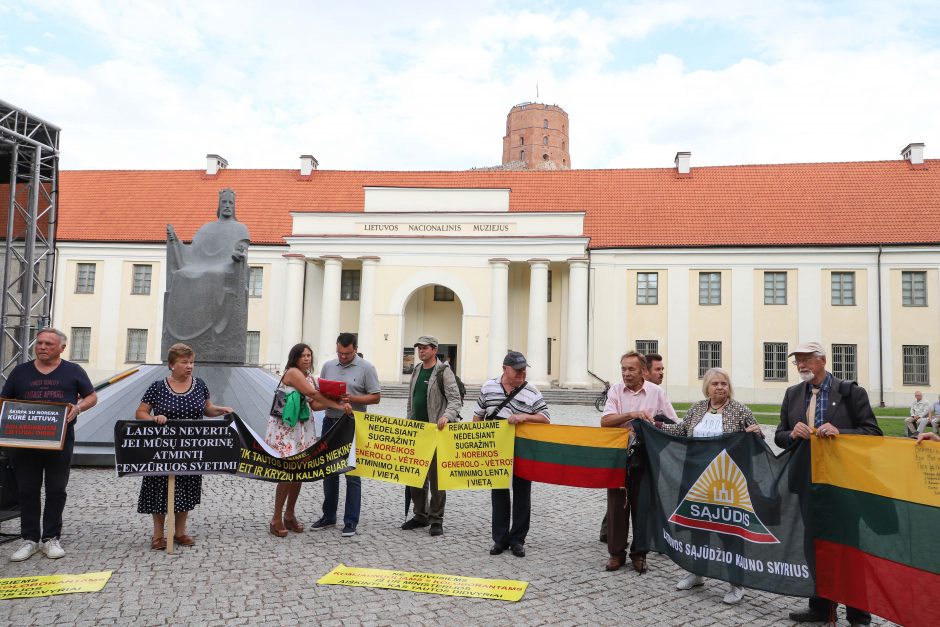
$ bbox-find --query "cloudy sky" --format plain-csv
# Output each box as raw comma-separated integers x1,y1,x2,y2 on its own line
2,1,939,171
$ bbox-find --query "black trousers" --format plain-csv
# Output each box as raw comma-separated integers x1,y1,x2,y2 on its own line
11,437,74,542
491,475,531,547
808,597,870,624
607,464,647,557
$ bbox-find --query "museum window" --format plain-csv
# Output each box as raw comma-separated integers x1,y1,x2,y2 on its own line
543,119,548,128
636,272,658,305
902,271,927,306
126,329,148,363
763,272,787,305
434,285,455,301
520,150,525,160
543,136,548,145
341,269,360,301
519,136,524,145
131,264,152,295
70,327,91,362
831,271,856,306
245,331,260,365
763,342,788,380
75,263,96,294
248,266,264,297
832,344,857,381
635,339,659,356
903,345,929,385
547,270,552,302
699,272,721,305
698,341,722,378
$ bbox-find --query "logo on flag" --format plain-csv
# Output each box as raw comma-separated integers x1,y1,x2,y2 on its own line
668,449,779,544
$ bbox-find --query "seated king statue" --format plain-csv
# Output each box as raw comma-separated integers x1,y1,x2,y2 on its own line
162,188,250,363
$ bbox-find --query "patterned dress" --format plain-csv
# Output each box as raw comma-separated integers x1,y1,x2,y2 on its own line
264,372,318,457
136,377,210,514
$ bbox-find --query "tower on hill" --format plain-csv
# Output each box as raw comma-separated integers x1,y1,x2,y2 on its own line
502,103,571,170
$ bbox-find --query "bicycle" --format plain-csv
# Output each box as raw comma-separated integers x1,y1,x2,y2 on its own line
594,381,611,412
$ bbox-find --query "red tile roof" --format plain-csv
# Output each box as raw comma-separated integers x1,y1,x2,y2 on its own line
56,160,940,248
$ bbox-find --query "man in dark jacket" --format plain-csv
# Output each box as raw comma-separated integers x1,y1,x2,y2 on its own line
775,342,882,626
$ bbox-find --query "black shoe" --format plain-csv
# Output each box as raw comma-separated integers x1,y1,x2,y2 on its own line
599,533,607,543
310,517,336,531
489,543,506,555
401,517,429,530
429,523,443,536
510,544,526,557
788,610,827,623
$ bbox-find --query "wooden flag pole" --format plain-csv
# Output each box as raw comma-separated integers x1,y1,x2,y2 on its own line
166,475,175,555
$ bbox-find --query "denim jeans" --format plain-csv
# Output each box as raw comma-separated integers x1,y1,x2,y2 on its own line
321,415,361,527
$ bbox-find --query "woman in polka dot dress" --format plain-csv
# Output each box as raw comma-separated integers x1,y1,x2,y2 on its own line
264,343,350,537
134,343,234,550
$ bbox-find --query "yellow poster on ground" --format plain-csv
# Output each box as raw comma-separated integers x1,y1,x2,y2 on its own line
436,419,514,490
0,571,112,600
347,412,437,487
318,564,528,601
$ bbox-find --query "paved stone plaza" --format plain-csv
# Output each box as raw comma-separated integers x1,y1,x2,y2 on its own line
0,400,892,626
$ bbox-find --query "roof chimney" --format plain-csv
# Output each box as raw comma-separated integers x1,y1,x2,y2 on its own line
300,154,319,176
674,151,691,175
901,143,925,166
206,154,228,176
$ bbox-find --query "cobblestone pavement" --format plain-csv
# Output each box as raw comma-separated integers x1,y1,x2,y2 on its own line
0,400,892,626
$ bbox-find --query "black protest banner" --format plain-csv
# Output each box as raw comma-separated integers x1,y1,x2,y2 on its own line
233,413,354,482
0,399,70,450
114,419,241,476
634,421,814,597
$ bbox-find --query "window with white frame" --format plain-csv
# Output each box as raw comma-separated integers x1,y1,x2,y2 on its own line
341,269,361,301
433,285,455,301
131,264,152,295
126,329,148,363
763,272,787,305
763,342,788,380
903,345,929,385
76,263,96,294
902,271,927,306
636,272,658,305
245,331,260,365
70,327,91,362
832,344,857,381
699,272,721,305
831,272,856,306
698,341,722,378
248,266,263,297
635,339,659,356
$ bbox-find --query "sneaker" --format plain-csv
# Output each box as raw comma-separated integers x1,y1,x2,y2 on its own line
429,523,443,536
723,584,744,605
11,541,40,562
310,517,336,531
401,517,429,530
676,573,705,590
341,525,356,537
41,538,66,559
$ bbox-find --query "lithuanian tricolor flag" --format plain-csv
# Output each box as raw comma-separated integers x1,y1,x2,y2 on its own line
812,435,940,626
513,423,629,488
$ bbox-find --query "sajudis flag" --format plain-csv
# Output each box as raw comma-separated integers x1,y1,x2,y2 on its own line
634,421,815,597
811,435,940,627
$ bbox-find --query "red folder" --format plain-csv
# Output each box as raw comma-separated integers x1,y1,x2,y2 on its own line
318,379,347,400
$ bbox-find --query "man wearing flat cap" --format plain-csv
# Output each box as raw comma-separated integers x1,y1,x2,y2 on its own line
401,335,462,537
775,341,882,626
473,350,550,558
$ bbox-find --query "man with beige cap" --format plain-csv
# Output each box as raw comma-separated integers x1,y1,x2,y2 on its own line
401,335,462,537
775,341,882,626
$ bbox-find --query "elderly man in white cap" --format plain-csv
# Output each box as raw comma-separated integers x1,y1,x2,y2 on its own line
775,341,882,626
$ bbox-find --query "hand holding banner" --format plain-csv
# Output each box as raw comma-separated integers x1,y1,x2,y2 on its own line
436,420,514,490
347,412,437,487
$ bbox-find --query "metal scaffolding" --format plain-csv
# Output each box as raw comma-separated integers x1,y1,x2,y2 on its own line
0,99,60,383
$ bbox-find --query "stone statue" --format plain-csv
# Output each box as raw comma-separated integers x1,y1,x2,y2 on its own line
161,188,250,363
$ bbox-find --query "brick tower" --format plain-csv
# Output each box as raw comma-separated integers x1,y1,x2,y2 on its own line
501,102,571,170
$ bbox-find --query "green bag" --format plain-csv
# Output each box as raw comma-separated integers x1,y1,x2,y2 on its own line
281,390,310,427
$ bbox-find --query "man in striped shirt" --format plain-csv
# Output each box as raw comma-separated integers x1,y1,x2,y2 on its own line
473,351,550,558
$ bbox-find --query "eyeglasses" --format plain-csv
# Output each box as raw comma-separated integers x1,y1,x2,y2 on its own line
791,356,818,366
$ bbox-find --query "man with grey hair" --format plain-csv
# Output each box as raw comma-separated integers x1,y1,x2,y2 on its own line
775,341,881,625
905,391,931,437
2,328,97,562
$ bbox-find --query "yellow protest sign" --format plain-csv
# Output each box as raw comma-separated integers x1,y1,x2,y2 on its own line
0,571,112,600
318,564,528,601
347,412,437,487
436,420,514,490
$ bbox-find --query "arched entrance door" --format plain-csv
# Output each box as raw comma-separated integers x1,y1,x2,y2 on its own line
400,284,464,383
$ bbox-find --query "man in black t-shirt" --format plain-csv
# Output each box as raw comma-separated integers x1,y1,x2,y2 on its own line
2,328,96,562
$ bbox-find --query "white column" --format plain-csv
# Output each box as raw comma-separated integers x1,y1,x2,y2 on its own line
357,256,379,361
563,257,589,387
281,254,306,358
797,266,822,342
526,259,550,387
488,258,510,376
730,267,755,400
318,256,343,359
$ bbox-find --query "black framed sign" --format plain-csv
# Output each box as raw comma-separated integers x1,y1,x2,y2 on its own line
0,399,70,450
